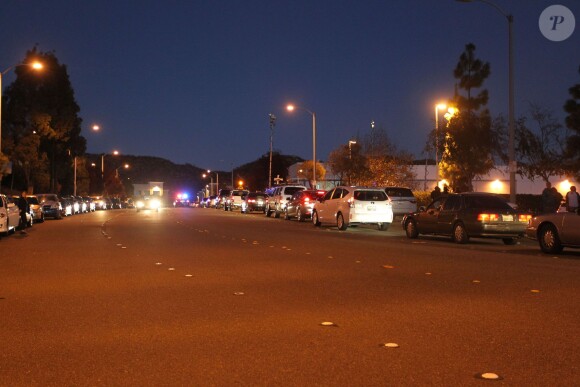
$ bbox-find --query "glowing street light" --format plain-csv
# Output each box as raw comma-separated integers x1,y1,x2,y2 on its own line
92,124,100,131
286,103,317,188
0,61,43,156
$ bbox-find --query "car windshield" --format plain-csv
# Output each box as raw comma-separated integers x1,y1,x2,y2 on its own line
27,197,40,205
354,190,388,201
385,188,414,198
464,195,513,210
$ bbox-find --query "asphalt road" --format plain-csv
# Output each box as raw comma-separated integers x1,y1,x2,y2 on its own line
1,207,579,386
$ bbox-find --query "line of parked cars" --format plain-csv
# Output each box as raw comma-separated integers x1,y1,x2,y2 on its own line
198,185,417,232
195,184,579,253
0,193,133,239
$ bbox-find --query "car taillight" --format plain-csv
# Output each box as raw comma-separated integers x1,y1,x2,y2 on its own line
303,197,310,204
248,199,255,203
477,213,499,222
518,214,532,222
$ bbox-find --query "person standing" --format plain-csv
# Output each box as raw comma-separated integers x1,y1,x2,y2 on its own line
17,191,30,233
430,185,441,200
565,186,580,213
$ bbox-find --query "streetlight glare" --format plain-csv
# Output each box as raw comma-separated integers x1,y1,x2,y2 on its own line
436,103,447,110
31,62,43,70
113,150,119,155
286,104,295,112
92,125,100,131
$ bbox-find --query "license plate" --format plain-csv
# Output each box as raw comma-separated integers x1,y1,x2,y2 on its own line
367,205,376,211
502,215,513,221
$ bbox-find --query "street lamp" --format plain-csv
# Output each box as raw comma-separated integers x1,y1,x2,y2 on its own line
0,61,43,156
434,103,447,184
286,103,317,188
456,0,516,202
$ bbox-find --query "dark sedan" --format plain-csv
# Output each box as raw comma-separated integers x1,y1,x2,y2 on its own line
240,192,267,213
284,189,326,222
402,193,532,245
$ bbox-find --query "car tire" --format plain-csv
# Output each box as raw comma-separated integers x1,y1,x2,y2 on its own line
274,205,281,218
453,222,469,244
266,207,272,217
378,222,390,231
538,224,563,253
337,213,348,230
297,207,304,222
405,219,418,238
312,211,321,227
502,238,517,245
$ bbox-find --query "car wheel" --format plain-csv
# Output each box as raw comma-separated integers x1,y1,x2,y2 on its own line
502,238,517,245
312,211,321,227
538,224,563,253
266,207,272,217
453,222,469,244
274,205,281,218
297,207,304,222
378,222,390,231
405,219,418,238
337,213,348,230
284,208,290,220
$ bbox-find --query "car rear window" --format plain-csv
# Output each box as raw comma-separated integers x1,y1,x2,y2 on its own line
27,197,40,205
354,190,388,201
385,187,414,198
232,190,246,196
464,195,513,210
284,187,304,195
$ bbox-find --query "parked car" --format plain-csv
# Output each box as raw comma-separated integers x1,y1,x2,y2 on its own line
82,196,96,212
72,196,87,213
224,189,249,211
36,193,63,220
0,194,20,235
215,189,231,209
91,196,107,210
26,195,45,223
111,197,122,209
384,187,417,217
8,196,33,226
240,192,268,213
312,186,393,231
284,190,326,222
402,193,532,245
525,210,580,253
265,185,307,218
60,197,73,217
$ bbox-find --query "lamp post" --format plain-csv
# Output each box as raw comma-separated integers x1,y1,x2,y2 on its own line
286,104,317,188
268,113,276,187
457,0,516,202
0,61,43,156
203,170,214,196
434,103,447,185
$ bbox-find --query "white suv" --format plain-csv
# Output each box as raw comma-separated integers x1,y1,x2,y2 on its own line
312,186,393,231
265,185,306,218
224,189,249,211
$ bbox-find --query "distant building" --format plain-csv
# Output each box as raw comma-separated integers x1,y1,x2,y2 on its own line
133,181,164,198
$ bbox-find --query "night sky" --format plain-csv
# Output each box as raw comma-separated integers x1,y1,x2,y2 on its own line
1,1,579,170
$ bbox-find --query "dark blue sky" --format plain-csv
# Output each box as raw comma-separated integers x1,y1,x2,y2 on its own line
2,1,579,170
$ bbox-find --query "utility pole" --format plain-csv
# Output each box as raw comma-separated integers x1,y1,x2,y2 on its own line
268,113,276,188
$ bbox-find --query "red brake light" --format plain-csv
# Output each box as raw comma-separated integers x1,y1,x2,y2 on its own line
303,197,310,203
477,213,499,222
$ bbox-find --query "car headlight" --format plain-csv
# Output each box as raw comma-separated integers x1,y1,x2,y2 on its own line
151,199,161,209
136,201,145,208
